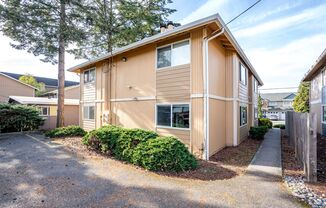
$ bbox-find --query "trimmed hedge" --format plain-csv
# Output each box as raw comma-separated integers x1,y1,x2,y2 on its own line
273,124,285,129
0,103,44,133
132,136,198,172
83,125,198,172
249,126,268,140
45,125,86,138
258,118,273,128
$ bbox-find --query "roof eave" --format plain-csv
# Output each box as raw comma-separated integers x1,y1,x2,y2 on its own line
302,49,326,82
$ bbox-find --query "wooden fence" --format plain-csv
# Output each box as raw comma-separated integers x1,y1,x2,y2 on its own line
285,111,317,182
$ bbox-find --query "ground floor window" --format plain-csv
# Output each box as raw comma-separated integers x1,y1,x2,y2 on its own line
38,106,49,116
322,106,326,122
254,108,258,119
84,105,95,120
156,104,189,129
240,106,247,126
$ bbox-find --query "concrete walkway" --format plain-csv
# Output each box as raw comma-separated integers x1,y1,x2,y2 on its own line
0,130,301,208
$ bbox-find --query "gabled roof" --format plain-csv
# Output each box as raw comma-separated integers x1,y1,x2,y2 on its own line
42,85,80,95
68,13,263,85
261,92,296,102
0,72,37,90
302,49,326,81
1,72,79,87
9,96,79,106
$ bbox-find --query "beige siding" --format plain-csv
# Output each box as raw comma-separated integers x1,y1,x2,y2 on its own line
310,73,322,102
310,103,322,134
65,86,80,99
156,128,190,146
0,74,35,102
40,105,79,130
81,67,96,131
209,99,226,156
225,51,235,146
156,65,190,102
239,125,248,142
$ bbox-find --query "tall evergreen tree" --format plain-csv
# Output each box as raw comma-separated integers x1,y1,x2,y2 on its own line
0,0,88,127
70,0,176,59
293,82,310,113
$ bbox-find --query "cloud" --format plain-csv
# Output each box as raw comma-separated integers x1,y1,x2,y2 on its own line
234,4,326,38
179,0,228,24
247,33,326,89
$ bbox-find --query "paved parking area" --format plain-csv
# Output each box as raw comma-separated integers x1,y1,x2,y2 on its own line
0,132,301,208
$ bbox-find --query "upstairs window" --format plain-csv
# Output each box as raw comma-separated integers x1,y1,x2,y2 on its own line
323,106,326,123
157,40,190,69
254,79,258,92
156,104,189,129
239,63,247,85
84,68,95,83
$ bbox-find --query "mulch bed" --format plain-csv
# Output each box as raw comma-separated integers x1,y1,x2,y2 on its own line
281,131,326,195
52,137,262,181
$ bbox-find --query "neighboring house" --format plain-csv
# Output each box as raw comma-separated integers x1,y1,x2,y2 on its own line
40,85,80,99
302,49,326,135
0,72,37,102
68,14,263,159
0,71,79,92
8,96,79,130
261,92,296,120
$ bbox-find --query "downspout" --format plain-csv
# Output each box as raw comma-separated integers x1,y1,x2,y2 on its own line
203,28,225,160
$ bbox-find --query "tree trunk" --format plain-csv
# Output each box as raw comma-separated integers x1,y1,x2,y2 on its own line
57,0,66,127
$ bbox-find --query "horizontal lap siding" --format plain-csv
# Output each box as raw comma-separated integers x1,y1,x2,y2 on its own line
239,84,248,102
156,65,190,103
156,128,190,146
239,125,248,142
83,83,96,101
81,69,96,130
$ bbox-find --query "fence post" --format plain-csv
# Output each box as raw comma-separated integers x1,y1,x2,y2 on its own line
307,113,317,182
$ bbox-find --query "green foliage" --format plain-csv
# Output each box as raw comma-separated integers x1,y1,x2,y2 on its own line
83,125,197,172
70,0,177,59
45,125,86,138
249,126,268,140
273,124,285,129
132,136,198,172
293,82,310,113
19,74,45,96
258,118,273,128
0,103,44,133
115,128,158,161
258,94,263,118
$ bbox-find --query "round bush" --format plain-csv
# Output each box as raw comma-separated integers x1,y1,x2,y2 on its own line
258,118,273,128
132,136,198,172
114,128,158,161
45,125,86,138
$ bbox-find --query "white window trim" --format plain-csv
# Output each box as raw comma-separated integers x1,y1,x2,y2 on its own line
239,62,248,86
83,104,95,121
155,39,191,70
83,67,96,84
155,103,191,130
39,106,50,116
240,105,248,127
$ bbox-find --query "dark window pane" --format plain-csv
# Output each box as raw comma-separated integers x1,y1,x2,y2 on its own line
172,104,189,128
42,107,48,115
240,106,247,126
89,69,95,82
157,46,171,68
84,71,88,83
89,106,95,120
157,105,171,126
323,106,326,122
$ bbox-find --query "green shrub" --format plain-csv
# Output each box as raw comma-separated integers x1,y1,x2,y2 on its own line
115,128,158,161
258,118,273,128
132,136,198,172
45,125,86,138
249,126,268,140
0,103,44,133
273,124,285,129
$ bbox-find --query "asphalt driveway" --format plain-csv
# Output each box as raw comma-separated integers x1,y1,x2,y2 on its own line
0,132,301,208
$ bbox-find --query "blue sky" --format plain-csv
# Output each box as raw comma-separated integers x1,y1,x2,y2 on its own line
1,0,326,92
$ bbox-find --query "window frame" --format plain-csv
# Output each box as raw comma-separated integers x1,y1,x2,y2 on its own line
83,104,95,120
155,103,190,130
322,105,326,124
83,68,96,84
240,105,248,127
254,79,258,93
156,39,191,70
38,106,50,116
239,62,247,85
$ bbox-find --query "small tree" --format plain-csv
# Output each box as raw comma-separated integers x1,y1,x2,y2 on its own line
293,82,310,113
258,94,263,118
19,74,45,96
